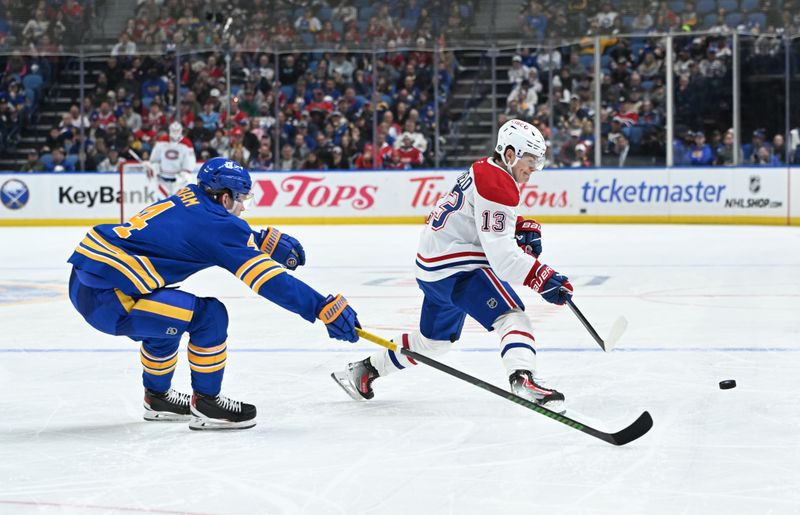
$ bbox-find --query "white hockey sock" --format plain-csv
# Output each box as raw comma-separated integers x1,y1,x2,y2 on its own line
493,310,538,375
369,332,452,377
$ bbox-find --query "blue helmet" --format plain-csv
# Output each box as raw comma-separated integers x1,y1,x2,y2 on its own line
197,157,252,197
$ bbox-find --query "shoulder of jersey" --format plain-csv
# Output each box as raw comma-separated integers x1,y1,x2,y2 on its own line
180,136,193,149
156,134,170,143
471,157,519,207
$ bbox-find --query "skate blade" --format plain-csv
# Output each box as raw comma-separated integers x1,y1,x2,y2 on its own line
188,407,256,430
188,415,256,430
511,390,567,415
143,406,191,422
331,371,368,401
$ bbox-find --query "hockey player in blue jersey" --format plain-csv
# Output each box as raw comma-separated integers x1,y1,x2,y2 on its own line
67,157,360,430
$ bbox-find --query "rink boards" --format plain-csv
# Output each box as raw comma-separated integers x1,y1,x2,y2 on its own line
0,166,798,226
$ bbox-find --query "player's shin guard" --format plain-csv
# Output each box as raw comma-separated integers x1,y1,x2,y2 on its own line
186,297,229,396
187,341,227,396
140,343,179,393
493,310,538,375
369,332,453,377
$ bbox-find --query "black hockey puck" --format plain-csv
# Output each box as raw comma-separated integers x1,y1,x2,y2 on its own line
719,379,736,390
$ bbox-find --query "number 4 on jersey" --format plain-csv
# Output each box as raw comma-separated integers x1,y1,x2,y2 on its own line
114,201,176,239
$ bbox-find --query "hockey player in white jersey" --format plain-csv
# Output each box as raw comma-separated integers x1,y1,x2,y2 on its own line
147,122,197,197
332,119,573,411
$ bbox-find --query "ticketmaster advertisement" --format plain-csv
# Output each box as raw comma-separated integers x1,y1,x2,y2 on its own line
0,167,796,225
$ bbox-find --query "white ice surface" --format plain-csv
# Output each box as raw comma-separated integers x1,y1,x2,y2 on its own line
0,224,799,515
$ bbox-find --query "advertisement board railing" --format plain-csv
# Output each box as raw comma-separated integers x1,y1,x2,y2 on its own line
1,168,796,226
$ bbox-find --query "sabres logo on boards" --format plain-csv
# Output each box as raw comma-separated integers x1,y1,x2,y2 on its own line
0,179,30,210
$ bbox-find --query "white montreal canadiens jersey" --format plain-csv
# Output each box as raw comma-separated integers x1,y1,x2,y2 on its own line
415,157,538,284
150,136,197,177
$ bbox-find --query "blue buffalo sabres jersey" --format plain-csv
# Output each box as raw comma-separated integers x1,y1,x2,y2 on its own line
68,184,325,322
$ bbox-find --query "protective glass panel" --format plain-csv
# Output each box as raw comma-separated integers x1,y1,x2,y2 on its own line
440,47,495,169
671,33,733,167
740,34,788,166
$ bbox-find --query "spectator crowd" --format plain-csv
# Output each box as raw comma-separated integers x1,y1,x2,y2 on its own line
25,0,472,171
3,0,800,171
1,0,94,158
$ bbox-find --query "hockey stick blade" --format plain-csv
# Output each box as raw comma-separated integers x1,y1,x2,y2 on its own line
401,347,653,446
605,410,653,446
603,316,628,352
565,298,628,352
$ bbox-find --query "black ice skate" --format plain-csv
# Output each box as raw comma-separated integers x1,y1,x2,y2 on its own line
331,358,379,400
189,392,257,430
509,370,566,413
143,388,192,421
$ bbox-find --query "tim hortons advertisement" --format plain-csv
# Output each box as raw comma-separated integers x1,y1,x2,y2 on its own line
0,168,794,225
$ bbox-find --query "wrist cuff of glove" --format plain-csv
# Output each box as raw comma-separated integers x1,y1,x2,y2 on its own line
524,261,554,293
318,294,348,324
522,260,542,288
259,227,282,256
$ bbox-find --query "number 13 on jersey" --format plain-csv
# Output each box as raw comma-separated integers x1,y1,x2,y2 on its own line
427,187,465,231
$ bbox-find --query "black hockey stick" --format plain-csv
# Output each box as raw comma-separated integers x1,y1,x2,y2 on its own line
356,329,652,446
565,297,628,352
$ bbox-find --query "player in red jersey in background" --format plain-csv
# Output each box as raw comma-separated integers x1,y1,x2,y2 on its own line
146,121,197,197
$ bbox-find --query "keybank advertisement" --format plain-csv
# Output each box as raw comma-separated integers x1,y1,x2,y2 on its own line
0,167,795,224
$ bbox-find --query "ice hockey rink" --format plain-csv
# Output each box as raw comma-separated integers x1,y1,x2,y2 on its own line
0,223,798,515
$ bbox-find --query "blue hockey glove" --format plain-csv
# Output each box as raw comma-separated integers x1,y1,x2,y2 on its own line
317,294,360,343
515,216,542,258
525,262,573,305
258,227,306,270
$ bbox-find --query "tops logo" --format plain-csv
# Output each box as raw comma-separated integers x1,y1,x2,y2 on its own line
1,179,30,210
255,176,376,210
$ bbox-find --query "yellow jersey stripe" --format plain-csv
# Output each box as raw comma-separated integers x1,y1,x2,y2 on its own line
88,230,159,291
188,342,227,355
132,299,193,322
242,261,282,288
141,354,179,370
143,363,177,376
141,347,178,362
137,255,165,288
251,267,286,294
235,254,271,279
188,352,227,366
189,361,226,373
74,245,149,294
115,289,135,313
